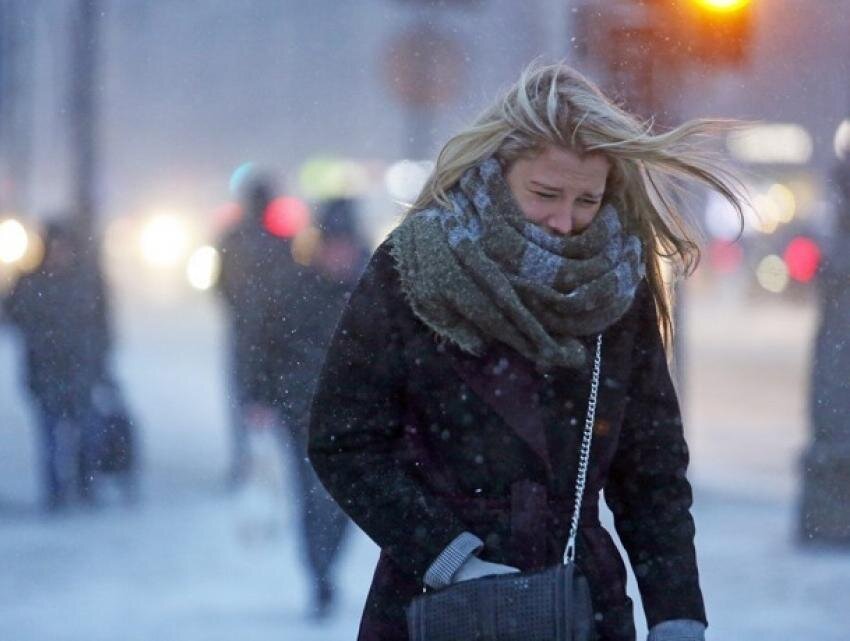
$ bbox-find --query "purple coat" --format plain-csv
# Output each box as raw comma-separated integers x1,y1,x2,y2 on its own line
309,242,705,641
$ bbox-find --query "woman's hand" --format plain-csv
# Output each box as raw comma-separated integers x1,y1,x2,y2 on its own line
451,556,520,584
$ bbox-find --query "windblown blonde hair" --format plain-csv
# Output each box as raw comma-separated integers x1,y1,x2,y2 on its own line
410,61,746,346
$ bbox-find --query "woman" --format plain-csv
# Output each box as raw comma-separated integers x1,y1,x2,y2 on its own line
308,62,744,641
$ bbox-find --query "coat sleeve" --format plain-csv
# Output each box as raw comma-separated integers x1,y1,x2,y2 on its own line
308,244,469,581
604,283,707,629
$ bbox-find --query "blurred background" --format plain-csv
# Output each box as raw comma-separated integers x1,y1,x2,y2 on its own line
1,1,849,640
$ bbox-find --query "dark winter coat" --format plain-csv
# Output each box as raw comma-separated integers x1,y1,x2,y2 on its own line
216,224,297,405
252,248,370,423
308,241,705,641
3,260,111,413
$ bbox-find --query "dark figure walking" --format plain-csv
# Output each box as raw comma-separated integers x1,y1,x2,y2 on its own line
308,63,747,641
3,220,112,511
216,175,296,487
800,157,850,546
248,198,369,618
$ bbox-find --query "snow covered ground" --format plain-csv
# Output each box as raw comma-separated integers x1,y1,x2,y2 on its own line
2,288,849,641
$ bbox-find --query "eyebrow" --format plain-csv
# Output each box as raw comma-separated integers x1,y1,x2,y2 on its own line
529,180,603,199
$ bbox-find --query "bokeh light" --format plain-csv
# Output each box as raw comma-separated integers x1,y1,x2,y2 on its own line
291,226,321,266
297,157,368,200
211,201,243,234
139,213,192,268
708,240,744,274
385,159,434,203
767,183,796,224
15,230,44,273
752,194,780,234
263,197,311,238
835,119,850,160
229,162,256,199
784,237,821,283
0,218,29,264
695,0,751,12
186,245,221,290
756,255,789,293
727,124,813,165
704,191,744,241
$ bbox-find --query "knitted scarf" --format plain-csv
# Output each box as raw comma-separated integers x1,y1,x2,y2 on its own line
389,157,645,370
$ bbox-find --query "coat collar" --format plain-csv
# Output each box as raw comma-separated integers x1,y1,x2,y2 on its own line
446,340,554,480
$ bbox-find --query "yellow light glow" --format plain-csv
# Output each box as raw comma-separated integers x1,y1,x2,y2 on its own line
756,255,789,293
291,226,321,266
0,219,29,264
695,0,751,12
139,213,192,268
752,195,779,234
767,184,797,224
16,231,44,273
186,246,220,291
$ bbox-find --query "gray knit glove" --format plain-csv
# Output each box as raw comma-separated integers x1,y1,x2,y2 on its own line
423,532,488,589
647,619,706,641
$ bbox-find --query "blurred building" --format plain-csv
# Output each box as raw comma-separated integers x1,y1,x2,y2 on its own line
4,0,849,230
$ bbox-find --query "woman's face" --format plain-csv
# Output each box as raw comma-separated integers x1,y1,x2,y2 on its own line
505,145,610,236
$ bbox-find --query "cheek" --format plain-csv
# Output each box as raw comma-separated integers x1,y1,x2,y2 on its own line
516,198,548,223
575,207,601,230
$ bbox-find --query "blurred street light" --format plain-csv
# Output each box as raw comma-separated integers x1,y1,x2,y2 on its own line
784,237,821,284
139,213,193,268
298,157,370,200
708,240,744,274
835,119,850,160
767,183,797,223
727,124,813,165
186,246,221,291
694,0,751,12
688,0,753,65
385,159,433,203
756,254,789,293
263,197,310,239
0,218,29,264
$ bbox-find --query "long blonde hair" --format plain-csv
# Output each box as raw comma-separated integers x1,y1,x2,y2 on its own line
410,61,746,346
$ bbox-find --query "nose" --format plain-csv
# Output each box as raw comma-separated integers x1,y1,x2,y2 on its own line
545,204,575,236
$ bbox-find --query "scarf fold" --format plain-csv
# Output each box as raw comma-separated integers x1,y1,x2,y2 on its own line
389,157,645,370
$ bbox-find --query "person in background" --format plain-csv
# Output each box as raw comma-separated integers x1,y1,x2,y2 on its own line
216,174,295,487
800,156,850,547
246,197,370,619
3,220,112,511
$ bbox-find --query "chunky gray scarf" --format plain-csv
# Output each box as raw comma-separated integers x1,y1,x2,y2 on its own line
389,158,645,370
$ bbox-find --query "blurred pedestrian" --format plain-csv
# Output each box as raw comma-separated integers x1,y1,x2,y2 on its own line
800,157,850,547
247,198,369,619
308,62,746,641
3,220,112,511
216,174,296,487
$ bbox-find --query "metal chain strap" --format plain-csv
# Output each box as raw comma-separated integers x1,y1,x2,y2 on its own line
564,333,603,564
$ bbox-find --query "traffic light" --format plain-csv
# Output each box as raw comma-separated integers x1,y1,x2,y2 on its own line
685,0,754,66
573,1,754,69
694,0,750,11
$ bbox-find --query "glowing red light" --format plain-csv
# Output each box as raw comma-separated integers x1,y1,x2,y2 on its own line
708,240,744,274
263,197,310,238
784,236,821,283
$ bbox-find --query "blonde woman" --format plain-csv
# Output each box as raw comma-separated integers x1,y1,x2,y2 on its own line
308,62,743,641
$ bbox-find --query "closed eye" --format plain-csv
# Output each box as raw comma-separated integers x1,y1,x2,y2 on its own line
532,191,558,200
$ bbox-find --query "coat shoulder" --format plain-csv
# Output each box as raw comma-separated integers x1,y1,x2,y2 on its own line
349,236,414,322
